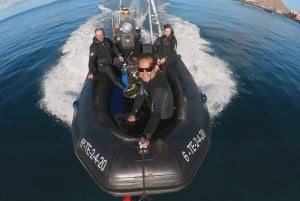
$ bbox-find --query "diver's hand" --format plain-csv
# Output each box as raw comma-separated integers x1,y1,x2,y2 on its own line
160,57,166,64
127,114,136,123
119,56,124,63
87,73,94,80
157,58,161,65
139,137,149,149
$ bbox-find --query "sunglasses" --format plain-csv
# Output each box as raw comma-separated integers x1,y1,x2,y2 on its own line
138,66,153,72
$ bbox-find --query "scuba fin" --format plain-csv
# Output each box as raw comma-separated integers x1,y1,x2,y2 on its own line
123,77,143,99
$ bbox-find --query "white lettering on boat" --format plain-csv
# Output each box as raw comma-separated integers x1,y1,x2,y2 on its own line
182,129,206,162
79,138,107,171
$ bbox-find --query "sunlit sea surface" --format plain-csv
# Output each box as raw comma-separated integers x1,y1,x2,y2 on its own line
0,0,300,200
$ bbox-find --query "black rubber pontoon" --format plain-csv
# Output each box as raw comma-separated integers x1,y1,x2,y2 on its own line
72,54,211,196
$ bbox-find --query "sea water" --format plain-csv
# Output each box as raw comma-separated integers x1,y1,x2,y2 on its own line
0,0,300,200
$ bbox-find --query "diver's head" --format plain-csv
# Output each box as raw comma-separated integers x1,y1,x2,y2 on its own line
121,6,129,15
163,24,174,37
94,28,105,42
138,54,158,82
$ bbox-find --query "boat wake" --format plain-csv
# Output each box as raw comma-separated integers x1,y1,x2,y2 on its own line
158,3,236,118
39,10,113,126
40,1,236,126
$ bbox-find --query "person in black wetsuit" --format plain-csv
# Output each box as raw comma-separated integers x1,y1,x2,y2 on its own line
154,24,177,74
88,28,125,90
127,54,174,149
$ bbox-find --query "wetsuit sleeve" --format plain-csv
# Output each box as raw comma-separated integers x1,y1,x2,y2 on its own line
172,37,177,53
130,93,146,115
154,37,163,58
143,83,168,139
110,39,122,57
143,111,161,139
166,37,177,64
88,44,97,74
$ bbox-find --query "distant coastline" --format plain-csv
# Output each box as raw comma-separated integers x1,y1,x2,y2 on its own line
234,0,300,23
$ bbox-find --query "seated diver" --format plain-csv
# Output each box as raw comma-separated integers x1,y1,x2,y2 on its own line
154,24,177,74
126,54,174,149
88,28,125,90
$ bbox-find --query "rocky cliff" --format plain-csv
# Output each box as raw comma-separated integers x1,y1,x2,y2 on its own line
242,0,289,13
237,0,300,22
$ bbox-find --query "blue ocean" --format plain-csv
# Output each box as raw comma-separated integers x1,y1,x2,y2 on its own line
1,0,300,200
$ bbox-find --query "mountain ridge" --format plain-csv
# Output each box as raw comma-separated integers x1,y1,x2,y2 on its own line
236,0,300,22
239,0,289,13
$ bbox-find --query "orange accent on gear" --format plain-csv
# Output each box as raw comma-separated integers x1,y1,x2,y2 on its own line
123,195,132,201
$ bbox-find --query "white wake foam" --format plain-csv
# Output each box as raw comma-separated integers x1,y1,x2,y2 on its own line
40,10,112,126
40,2,236,126
158,4,236,118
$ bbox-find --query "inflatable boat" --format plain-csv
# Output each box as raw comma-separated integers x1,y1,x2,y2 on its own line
72,0,211,197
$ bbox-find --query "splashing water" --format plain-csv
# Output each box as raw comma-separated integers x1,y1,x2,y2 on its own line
40,2,236,126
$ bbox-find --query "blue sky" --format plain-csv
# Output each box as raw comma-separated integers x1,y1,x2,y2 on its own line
282,0,300,11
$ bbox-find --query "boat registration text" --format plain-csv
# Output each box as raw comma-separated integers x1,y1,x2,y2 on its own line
182,129,206,162
79,138,107,171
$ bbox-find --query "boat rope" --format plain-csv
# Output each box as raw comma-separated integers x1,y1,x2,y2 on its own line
141,149,146,198
140,149,151,201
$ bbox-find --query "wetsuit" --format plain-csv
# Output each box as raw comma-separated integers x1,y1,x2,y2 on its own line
88,37,124,90
130,71,174,139
154,34,177,74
